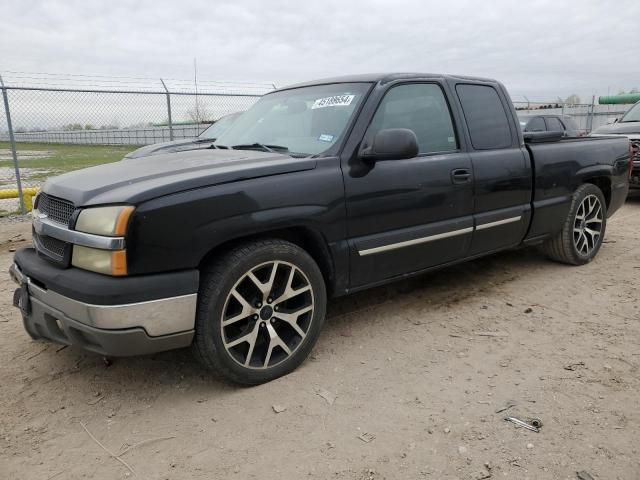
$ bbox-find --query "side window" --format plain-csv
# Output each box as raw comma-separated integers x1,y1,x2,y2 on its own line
456,84,512,149
526,117,546,132
545,117,564,131
367,84,458,154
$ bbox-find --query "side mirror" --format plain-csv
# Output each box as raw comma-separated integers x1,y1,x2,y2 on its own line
359,128,419,161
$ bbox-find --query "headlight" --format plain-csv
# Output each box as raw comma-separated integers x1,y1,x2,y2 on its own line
75,205,134,236
72,206,133,276
72,246,128,276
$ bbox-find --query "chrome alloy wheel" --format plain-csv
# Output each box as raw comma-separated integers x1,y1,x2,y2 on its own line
221,261,314,369
573,194,603,256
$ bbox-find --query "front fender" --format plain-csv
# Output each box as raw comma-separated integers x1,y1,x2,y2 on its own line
126,158,346,276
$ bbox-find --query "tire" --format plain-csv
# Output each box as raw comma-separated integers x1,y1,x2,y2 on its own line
192,239,327,385
540,183,607,265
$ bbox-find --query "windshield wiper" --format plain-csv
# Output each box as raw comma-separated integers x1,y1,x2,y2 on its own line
231,143,289,153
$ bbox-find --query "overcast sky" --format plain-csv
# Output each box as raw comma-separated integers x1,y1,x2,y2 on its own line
1,0,638,101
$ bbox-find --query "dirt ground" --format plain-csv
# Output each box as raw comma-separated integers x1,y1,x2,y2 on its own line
1,197,639,480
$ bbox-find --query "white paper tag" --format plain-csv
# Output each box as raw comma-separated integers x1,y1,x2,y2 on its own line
311,94,355,109
318,134,334,142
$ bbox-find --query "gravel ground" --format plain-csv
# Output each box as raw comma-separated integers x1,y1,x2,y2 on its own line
1,195,639,480
0,213,32,225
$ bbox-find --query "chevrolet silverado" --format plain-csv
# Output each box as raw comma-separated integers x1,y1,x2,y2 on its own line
10,73,631,384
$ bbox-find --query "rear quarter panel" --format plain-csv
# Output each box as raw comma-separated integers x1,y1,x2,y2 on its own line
525,137,630,240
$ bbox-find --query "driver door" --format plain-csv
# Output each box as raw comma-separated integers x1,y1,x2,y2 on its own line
343,82,474,288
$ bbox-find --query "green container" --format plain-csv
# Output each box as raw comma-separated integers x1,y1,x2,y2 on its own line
598,94,640,104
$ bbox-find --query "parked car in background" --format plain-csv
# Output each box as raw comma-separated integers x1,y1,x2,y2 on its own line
124,112,242,159
591,101,640,189
517,113,585,137
10,73,631,385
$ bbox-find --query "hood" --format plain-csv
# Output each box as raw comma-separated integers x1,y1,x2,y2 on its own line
43,149,316,206
592,122,640,136
123,138,214,159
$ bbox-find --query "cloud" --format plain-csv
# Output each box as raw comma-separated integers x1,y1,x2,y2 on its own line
0,0,638,100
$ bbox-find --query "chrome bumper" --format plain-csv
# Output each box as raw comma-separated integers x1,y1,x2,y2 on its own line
9,263,197,337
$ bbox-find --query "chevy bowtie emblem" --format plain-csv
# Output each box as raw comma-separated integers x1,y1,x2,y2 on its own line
32,211,47,234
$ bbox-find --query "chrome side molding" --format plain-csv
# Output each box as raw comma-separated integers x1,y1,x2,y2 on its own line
359,227,474,256
476,215,522,231
358,215,523,256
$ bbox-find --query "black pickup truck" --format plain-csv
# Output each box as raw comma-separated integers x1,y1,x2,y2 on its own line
10,73,631,384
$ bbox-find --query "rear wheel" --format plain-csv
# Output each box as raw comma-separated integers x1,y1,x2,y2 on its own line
193,239,327,385
540,183,607,265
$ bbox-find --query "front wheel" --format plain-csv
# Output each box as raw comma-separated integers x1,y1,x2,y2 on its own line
193,239,327,385
540,183,607,265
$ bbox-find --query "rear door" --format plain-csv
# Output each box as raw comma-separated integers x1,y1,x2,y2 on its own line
343,82,474,288
454,83,532,255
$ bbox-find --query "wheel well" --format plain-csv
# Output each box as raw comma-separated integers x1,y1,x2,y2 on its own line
584,176,611,207
198,227,336,295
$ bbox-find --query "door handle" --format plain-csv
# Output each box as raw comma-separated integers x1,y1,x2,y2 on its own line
451,168,472,184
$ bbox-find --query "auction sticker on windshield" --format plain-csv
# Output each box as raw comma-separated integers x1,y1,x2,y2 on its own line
312,94,355,109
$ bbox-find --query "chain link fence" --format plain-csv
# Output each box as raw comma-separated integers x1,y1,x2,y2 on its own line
1,72,636,215
511,98,632,133
0,72,273,214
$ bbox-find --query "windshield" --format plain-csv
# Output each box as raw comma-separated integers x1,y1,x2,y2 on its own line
214,83,371,156
199,112,241,140
621,102,640,122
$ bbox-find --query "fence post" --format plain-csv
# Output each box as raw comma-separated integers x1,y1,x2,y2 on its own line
160,78,174,141
0,74,25,214
587,95,596,133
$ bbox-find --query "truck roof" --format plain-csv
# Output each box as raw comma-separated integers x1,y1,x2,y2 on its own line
278,73,499,91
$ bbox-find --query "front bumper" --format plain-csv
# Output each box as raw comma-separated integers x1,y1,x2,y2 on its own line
10,248,199,357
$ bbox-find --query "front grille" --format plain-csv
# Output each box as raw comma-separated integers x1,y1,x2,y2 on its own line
631,140,640,162
37,192,75,226
38,234,67,257
33,192,74,266
33,231,70,264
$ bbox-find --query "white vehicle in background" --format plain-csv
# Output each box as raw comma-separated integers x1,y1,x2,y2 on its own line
591,101,640,190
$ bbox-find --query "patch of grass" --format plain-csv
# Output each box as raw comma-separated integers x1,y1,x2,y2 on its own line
0,142,137,175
